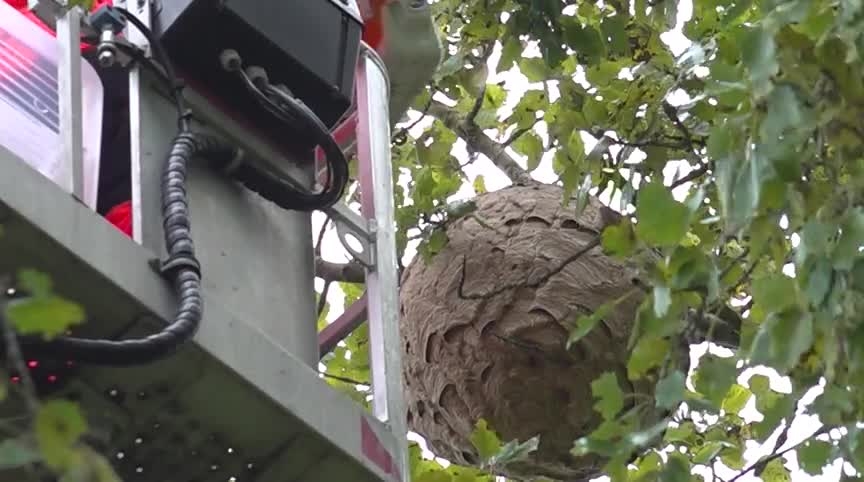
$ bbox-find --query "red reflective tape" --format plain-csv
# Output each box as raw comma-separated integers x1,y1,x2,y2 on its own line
360,416,401,480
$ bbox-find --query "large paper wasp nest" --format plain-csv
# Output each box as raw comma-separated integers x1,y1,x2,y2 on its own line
399,184,658,481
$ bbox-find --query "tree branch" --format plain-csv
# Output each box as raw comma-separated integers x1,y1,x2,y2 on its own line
315,258,366,284
466,84,487,124
727,426,830,482
320,371,369,386
428,99,535,185
670,164,710,189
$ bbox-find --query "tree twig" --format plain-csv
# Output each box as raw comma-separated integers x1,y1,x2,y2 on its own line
317,281,331,318
727,426,830,482
0,279,39,416
314,217,330,257
315,258,366,284
393,90,435,144
466,84,487,124
428,99,535,184
320,371,369,386
502,120,540,149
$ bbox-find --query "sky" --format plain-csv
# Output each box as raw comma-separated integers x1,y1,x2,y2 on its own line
313,0,851,480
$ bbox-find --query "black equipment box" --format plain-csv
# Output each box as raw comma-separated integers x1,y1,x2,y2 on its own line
154,0,363,151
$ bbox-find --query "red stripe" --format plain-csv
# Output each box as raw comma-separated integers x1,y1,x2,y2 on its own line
360,416,401,480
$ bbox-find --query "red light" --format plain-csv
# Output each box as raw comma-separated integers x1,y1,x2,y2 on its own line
47,375,57,383
27,360,38,369
10,376,20,384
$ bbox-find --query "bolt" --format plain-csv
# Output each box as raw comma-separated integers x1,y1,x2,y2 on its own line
98,50,115,68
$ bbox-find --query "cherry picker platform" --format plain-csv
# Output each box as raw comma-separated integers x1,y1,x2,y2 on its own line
0,0,407,480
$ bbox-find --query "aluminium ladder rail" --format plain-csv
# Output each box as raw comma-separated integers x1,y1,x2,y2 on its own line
2,1,409,480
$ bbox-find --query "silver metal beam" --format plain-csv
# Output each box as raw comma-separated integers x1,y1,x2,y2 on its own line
56,6,85,203
356,46,408,481
119,0,157,248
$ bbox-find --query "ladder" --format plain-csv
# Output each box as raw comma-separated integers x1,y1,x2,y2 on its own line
0,0,408,480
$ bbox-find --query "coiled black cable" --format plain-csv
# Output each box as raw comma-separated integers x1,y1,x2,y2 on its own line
14,132,238,365
4,7,239,365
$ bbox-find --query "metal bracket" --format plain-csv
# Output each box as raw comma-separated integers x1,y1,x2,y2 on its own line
327,202,375,268
115,0,152,53
27,0,98,36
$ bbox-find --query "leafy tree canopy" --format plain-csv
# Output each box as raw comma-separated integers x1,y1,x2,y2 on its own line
320,0,864,480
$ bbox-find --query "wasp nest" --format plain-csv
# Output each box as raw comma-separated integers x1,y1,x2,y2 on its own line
399,184,658,481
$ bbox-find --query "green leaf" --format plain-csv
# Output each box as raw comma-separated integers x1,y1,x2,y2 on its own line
601,219,636,258
664,421,696,444
568,291,636,348
18,269,53,297
36,400,88,471
721,384,752,414
655,370,686,410
721,444,747,470
798,221,835,264
627,337,670,380
60,447,121,482
693,441,734,465
472,175,487,194
582,97,608,125
512,131,544,171
635,182,691,247
6,296,85,339
803,258,833,307
751,273,798,313
749,376,796,440
659,451,691,482
561,19,606,63
561,165,582,201
0,438,40,470
692,355,738,407
797,440,834,476
419,230,449,262
760,85,804,141
416,472,453,482
652,284,671,317
497,37,522,72
487,437,540,467
740,25,778,96
760,457,792,481
749,310,814,374
567,311,604,349
591,372,625,421
469,419,502,461
518,58,550,83
834,207,864,270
